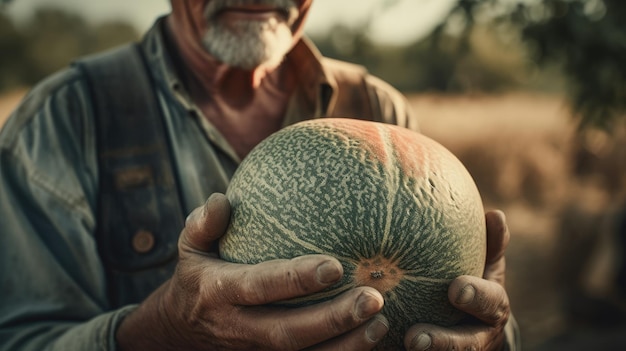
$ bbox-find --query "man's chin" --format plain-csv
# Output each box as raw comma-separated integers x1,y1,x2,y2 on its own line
227,50,287,71
202,31,293,70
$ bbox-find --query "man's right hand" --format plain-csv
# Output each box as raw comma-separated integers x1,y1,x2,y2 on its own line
116,193,389,351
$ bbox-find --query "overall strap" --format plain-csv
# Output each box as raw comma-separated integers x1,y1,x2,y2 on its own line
74,43,184,307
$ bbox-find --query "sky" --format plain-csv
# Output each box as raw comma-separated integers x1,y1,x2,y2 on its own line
2,0,457,45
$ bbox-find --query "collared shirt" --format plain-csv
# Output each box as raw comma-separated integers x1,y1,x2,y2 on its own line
0,18,416,350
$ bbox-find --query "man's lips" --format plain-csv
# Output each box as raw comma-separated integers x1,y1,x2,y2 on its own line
216,5,290,20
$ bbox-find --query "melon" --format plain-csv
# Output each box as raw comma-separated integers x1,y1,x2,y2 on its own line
219,118,486,350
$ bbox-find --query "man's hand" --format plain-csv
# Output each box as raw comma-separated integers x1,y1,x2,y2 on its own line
404,210,513,351
116,193,389,351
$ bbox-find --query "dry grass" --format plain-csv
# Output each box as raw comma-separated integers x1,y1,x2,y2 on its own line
410,92,575,207
0,89,26,129
409,92,626,350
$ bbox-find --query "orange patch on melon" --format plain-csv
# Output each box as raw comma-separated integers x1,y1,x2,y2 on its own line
389,127,431,179
323,118,390,166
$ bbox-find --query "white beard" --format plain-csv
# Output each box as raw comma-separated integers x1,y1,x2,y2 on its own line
201,0,299,70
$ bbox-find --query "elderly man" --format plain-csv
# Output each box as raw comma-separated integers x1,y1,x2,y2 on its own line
0,0,518,350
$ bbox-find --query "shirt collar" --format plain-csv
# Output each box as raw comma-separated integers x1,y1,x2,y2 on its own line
285,37,335,117
140,17,196,112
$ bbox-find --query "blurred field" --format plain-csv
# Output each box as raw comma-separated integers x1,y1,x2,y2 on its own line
2,89,625,349
409,92,570,349
0,89,25,129
409,92,626,350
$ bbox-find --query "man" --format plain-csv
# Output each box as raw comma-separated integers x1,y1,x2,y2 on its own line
0,0,518,350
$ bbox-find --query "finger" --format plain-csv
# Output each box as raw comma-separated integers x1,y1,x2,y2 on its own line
182,193,231,253
217,255,344,305
248,287,385,350
448,275,510,328
308,314,389,351
404,323,505,351
485,210,510,265
484,210,510,285
484,254,506,286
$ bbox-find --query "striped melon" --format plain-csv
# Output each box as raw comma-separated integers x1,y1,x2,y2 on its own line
219,118,486,350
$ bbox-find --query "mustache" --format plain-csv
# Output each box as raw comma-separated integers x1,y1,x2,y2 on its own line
204,0,299,21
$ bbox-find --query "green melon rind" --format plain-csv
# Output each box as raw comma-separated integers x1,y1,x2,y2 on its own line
220,119,486,350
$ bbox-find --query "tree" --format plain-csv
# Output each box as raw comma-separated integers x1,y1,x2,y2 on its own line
0,6,139,92
0,11,28,90
22,8,92,81
438,0,626,129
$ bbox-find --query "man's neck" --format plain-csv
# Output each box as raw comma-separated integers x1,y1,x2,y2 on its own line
166,15,290,105
165,15,300,159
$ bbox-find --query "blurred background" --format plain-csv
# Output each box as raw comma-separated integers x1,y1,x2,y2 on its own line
1,0,625,349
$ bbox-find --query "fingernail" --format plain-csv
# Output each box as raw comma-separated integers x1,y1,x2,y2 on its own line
355,291,382,319
497,209,506,222
316,260,342,284
456,284,475,305
365,315,389,343
411,333,432,351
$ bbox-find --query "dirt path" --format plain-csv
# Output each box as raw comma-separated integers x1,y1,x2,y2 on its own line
0,89,26,129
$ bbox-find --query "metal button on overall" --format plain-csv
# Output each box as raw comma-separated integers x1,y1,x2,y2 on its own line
132,230,155,253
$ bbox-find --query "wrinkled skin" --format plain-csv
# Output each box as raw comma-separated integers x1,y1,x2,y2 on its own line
116,193,389,350
116,194,511,350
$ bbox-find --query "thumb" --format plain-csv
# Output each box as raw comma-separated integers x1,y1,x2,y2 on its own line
181,193,231,253
485,210,510,265
484,209,510,286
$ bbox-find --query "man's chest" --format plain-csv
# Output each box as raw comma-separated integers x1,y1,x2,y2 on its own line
200,94,290,159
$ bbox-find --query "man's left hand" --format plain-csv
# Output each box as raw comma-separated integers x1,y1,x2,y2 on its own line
404,210,513,351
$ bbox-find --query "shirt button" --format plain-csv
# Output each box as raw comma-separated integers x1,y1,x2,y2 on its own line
132,230,155,254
